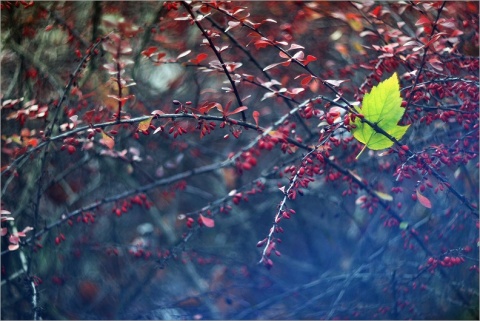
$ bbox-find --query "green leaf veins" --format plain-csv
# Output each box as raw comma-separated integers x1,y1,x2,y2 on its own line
352,72,410,158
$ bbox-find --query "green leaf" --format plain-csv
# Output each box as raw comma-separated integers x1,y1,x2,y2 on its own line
352,73,410,158
399,222,409,230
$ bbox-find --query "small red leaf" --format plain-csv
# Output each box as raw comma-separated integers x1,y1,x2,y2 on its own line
254,39,272,50
193,53,208,64
199,101,221,114
304,55,317,65
370,5,382,19
416,190,432,209
301,75,313,87
415,16,431,26
199,214,215,228
252,111,260,127
226,106,248,117
141,46,157,58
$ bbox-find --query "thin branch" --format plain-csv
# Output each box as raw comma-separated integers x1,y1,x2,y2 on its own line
182,2,246,121
404,1,447,110
205,15,313,137
26,34,110,276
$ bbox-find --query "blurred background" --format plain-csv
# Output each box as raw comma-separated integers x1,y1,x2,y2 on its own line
1,1,478,319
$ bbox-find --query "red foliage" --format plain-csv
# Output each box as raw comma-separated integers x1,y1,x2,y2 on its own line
1,1,478,320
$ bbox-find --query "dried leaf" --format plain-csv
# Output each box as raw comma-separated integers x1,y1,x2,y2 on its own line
374,190,393,201
101,131,115,150
137,116,153,131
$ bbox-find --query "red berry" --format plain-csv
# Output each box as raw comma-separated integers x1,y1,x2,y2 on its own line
242,162,252,170
247,157,257,166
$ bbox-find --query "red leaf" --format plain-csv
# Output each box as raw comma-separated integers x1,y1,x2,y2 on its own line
192,53,208,64
370,5,382,19
304,55,317,65
199,101,221,114
226,62,242,72
416,190,432,209
254,39,272,50
226,106,248,117
301,75,313,87
141,46,157,58
252,111,260,127
199,214,215,228
415,16,431,26
156,52,166,61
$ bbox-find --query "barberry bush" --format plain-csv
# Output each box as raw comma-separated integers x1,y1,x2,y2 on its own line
1,1,478,319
